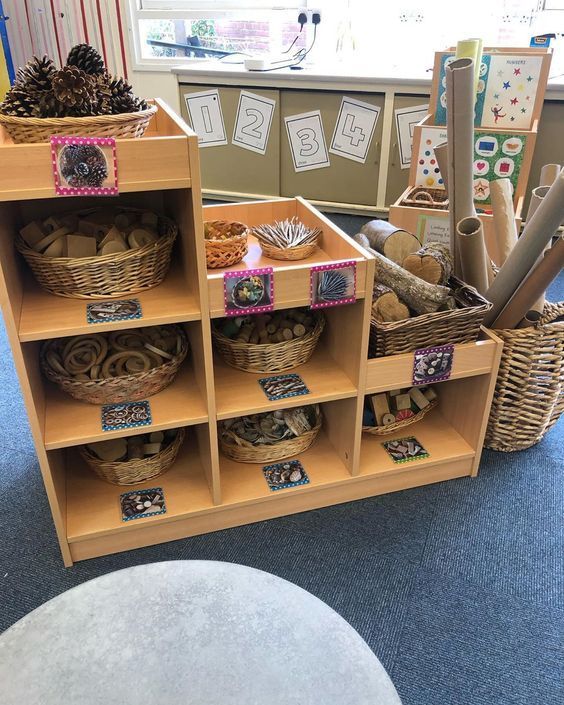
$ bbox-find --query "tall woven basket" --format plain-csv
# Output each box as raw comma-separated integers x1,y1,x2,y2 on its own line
485,302,564,452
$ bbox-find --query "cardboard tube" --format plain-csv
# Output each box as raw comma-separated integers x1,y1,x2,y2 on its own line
456,216,489,294
490,179,518,266
516,311,541,329
526,185,550,222
446,57,476,279
540,164,561,187
490,236,564,329
433,141,449,194
484,168,564,327
456,38,483,96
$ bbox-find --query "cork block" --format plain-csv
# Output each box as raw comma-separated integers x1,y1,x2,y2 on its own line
66,234,97,259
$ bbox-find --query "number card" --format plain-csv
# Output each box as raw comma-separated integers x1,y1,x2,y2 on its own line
184,89,227,148
224,267,274,316
329,96,380,164
232,90,275,155
50,136,118,196
285,110,330,172
394,103,429,169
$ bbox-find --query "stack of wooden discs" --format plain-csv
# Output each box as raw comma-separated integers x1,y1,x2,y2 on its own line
252,217,321,260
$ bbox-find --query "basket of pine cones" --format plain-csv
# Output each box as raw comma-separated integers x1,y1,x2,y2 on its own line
0,45,157,143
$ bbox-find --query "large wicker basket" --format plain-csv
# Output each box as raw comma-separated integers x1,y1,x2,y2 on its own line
204,220,249,269
212,312,325,373
0,105,157,144
485,301,564,452
41,325,189,405
79,427,185,486
16,207,177,299
362,400,438,435
219,406,322,464
369,277,492,357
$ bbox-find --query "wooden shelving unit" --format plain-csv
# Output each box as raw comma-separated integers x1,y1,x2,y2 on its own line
0,100,503,566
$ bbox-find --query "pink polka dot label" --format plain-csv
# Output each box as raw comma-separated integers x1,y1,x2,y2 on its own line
50,135,119,197
310,260,356,309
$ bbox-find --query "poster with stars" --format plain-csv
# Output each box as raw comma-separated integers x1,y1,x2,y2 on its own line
481,55,543,130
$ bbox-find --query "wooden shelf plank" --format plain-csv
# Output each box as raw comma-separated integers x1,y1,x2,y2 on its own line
18,265,200,342
44,363,208,450
214,348,357,420
66,434,213,543
365,338,498,394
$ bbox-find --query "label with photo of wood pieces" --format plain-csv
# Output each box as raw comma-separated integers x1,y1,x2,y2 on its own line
86,298,142,324
413,344,454,386
50,136,118,197
310,260,356,309
263,460,309,491
258,373,310,401
382,436,429,464
101,400,152,432
120,487,166,522
224,267,274,317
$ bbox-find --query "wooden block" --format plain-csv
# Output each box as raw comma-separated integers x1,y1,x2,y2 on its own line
33,227,70,253
87,437,127,461
423,386,438,401
78,219,106,237
128,228,158,249
99,240,128,256
99,226,126,250
409,386,430,410
19,220,46,247
43,216,61,233
114,212,137,229
66,234,97,259
141,211,159,228
43,238,65,258
388,389,402,397
395,393,412,411
149,431,165,443
143,443,162,455
370,393,390,425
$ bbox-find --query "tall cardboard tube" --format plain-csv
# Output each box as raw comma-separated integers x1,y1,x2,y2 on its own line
490,179,518,266
484,168,564,327
433,141,449,194
446,57,476,279
526,185,550,222
491,236,564,329
456,216,489,294
540,164,561,187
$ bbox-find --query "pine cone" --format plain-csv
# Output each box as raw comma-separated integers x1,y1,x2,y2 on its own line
32,93,65,118
66,44,105,76
92,71,112,115
52,66,94,111
0,89,36,117
15,55,56,92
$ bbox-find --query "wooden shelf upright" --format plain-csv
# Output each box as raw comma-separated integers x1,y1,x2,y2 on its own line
0,100,503,566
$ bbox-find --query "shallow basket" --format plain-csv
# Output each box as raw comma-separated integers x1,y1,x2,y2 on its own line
204,220,249,269
79,427,185,486
257,238,319,261
400,186,449,210
369,277,492,358
485,301,564,452
212,312,325,374
16,207,177,299
40,324,189,405
362,399,438,436
0,105,157,144
219,406,322,464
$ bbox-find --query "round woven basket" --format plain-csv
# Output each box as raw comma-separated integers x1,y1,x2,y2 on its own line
258,238,319,261
362,400,438,435
485,301,564,452
41,324,189,405
0,104,157,144
219,406,321,464
204,220,249,269
212,312,325,374
16,207,177,299
79,427,185,486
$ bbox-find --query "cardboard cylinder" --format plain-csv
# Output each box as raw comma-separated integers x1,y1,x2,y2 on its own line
484,168,564,327
525,186,553,313
456,216,489,295
491,236,564,329
539,163,561,187
490,179,518,266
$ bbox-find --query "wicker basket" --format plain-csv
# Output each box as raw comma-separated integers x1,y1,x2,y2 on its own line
219,406,322,464
362,400,438,435
16,207,177,299
0,105,157,144
258,238,319,261
204,220,249,269
369,277,492,357
400,186,449,210
485,301,564,452
79,427,185,486
212,312,325,373
41,325,189,405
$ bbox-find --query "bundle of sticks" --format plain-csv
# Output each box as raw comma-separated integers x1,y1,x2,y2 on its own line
252,217,321,250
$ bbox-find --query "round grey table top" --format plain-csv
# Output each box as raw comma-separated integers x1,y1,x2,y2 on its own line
0,560,401,705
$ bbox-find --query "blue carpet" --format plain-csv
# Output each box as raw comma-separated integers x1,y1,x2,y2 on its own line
0,216,562,704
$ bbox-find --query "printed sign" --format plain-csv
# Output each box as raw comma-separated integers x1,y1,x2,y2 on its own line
50,136,118,196
329,96,380,164
414,126,447,188
258,373,310,402
416,214,450,249
382,437,429,464
285,110,330,172
184,89,227,147
87,299,142,324
224,267,274,316
310,261,356,309
394,103,429,169
120,487,166,522
413,344,455,385
263,460,309,491
232,90,275,155
101,400,152,432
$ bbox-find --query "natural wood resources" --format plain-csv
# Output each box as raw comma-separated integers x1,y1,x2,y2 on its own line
368,247,451,314
402,242,453,285
220,308,315,345
360,220,419,264
371,284,410,322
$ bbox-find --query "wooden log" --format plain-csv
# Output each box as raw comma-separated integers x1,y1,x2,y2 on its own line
371,284,410,322
369,248,451,314
360,220,420,264
402,242,453,285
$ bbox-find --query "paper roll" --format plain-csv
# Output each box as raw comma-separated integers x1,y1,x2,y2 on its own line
490,179,518,266
446,57,476,278
540,163,561,187
525,186,553,314
433,141,449,194
516,311,541,329
490,236,564,329
456,38,483,96
484,168,564,327
456,216,489,294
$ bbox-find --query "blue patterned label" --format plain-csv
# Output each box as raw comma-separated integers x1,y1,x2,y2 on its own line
258,373,310,401
87,299,142,324
263,460,309,491
101,400,152,432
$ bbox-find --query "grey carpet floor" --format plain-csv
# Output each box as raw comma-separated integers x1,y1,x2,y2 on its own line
0,213,562,705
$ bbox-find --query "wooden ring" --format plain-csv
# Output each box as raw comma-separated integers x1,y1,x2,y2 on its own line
101,351,151,378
